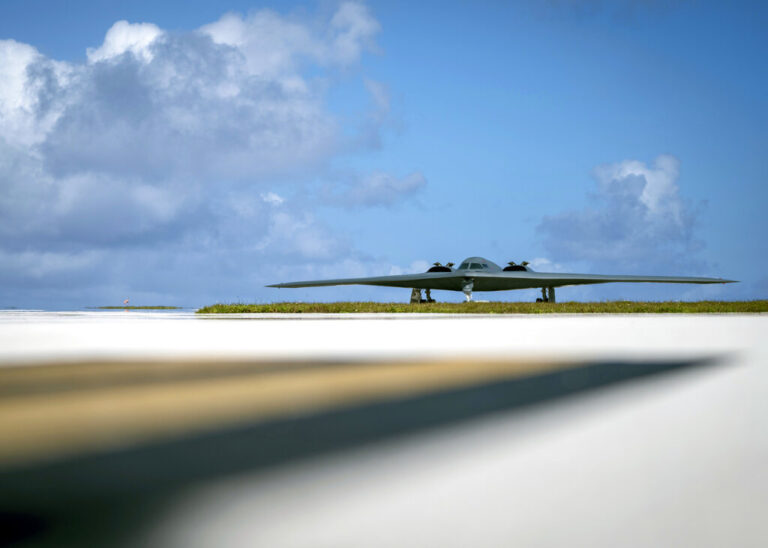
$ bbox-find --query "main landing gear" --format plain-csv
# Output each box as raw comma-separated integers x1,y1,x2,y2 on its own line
410,288,436,304
536,287,556,303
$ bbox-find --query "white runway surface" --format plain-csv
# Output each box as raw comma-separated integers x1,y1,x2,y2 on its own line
0,310,764,363
2,311,767,547
153,359,768,548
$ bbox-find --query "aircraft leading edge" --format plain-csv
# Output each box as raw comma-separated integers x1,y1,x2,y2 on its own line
267,256,736,302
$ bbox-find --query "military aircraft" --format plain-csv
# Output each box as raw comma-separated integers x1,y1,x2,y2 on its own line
267,256,736,303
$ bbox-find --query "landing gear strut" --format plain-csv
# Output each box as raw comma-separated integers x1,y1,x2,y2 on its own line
536,287,556,303
462,280,474,302
410,288,422,304
410,288,436,304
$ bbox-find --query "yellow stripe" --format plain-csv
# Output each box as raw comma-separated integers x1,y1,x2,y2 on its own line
0,357,576,467
0,358,343,396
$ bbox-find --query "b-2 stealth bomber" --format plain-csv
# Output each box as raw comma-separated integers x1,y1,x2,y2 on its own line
267,256,735,302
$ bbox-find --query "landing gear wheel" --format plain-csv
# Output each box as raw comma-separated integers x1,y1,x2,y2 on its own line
425,289,435,303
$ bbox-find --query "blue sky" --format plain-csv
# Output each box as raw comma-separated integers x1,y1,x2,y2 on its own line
0,0,766,307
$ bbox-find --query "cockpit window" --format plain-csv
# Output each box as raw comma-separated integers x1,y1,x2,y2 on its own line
469,263,483,269
459,262,469,270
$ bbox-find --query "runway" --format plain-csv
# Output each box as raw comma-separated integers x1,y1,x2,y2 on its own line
0,310,762,363
1,311,766,546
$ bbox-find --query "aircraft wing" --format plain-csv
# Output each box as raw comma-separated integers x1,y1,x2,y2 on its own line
268,271,736,292
266,271,461,290
471,272,737,291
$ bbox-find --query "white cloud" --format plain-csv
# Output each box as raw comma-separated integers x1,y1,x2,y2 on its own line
329,2,381,64
256,210,348,261
0,39,73,146
41,32,339,183
200,2,379,77
200,11,316,79
0,39,39,118
261,192,285,206
0,4,392,305
592,154,682,224
538,155,703,272
86,21,164,63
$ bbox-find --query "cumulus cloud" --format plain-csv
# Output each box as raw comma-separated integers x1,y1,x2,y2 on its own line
200,2,379,77
537,155,704,272
41,33,341,183
0,3,415,306
86,21,163,63
329,2,381,63
0,39,72,147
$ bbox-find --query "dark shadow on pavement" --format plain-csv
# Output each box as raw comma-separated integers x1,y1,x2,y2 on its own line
0,356,720,547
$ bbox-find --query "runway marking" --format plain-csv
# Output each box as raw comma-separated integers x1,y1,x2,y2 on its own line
0,357,578,467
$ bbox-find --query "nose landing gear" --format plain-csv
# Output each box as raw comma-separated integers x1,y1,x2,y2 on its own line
462,280,474,302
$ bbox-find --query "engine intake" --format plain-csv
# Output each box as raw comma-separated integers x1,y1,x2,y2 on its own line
427,261,454,273
503,261,530,272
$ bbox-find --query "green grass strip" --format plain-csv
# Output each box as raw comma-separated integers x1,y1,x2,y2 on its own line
197,300,768,314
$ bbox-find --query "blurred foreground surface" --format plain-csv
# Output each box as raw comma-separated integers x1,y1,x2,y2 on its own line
0,311,766,547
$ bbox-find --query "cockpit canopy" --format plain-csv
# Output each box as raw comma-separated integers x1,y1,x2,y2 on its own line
455,257,503,272
458,262,487,270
